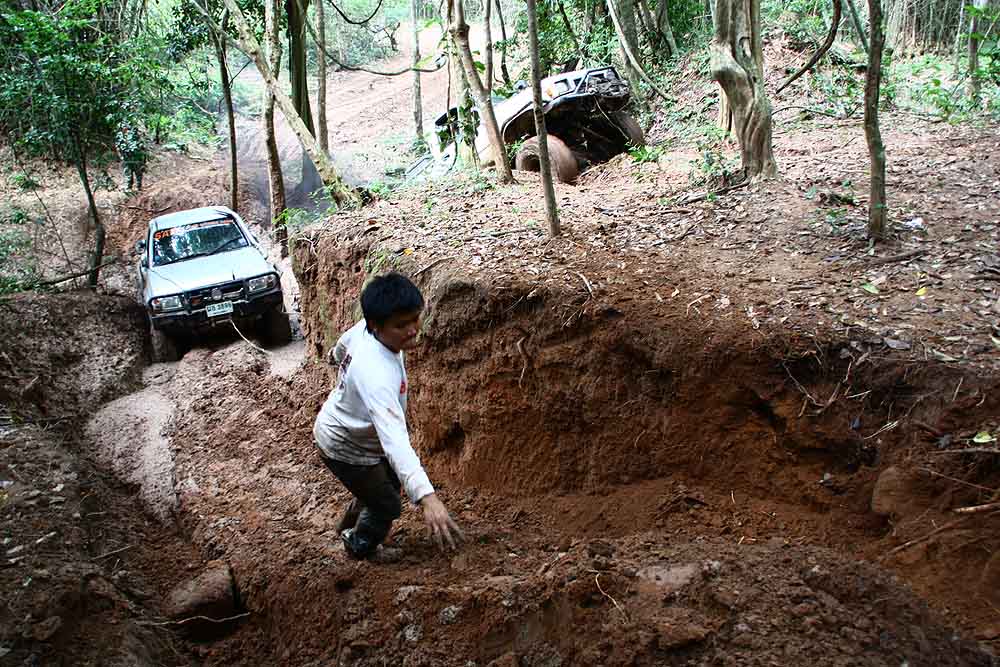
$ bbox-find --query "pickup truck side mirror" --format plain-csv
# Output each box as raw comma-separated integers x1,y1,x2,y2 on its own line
514,80,528,92
134,239,147,256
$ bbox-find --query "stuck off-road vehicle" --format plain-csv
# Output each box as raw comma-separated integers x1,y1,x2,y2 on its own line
409,66,643,183
135,206,291,361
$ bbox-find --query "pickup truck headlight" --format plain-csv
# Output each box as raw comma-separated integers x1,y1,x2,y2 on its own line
248,273,278,292
151,295,183,312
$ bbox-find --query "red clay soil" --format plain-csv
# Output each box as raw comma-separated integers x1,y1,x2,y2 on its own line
4,32,999,667
0,293,195,665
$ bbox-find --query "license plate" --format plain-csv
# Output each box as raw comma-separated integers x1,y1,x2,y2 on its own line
205,301,233,317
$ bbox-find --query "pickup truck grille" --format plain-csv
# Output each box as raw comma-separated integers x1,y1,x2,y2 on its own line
187,280,244,308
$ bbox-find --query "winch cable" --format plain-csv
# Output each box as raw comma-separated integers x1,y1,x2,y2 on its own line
230,320,273,356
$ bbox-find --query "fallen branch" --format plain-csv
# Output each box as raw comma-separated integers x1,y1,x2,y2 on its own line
772,105,845,119
917,467,996,493
573,271,594,298
880,516,970,560
119,204,170,213
141,611,251,627
953,501,1000,514
928,448,1000,455
863,249,926,267
655,220,702,244
415,256,456,277
37,258,119,287
776,0,842,95
95,545,132,559
460,225,541,241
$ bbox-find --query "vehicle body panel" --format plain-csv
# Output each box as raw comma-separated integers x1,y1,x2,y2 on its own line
135,206,284,335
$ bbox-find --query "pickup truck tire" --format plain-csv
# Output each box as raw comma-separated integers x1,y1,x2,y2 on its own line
150,322,180,363
610,111,645,148
515,135,579,184
260,307,292,346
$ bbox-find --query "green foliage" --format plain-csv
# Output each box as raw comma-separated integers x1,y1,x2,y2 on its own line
0,220,39,295
0,0,166,163
689,125,737,185
8,172,40,191
807,61,864,118
764,0,830,46
629,143,665,163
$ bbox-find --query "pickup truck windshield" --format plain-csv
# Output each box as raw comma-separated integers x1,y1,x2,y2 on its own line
152,218,248,266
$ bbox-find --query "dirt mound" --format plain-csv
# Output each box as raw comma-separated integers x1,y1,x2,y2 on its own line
0,424,192,665
0,291,147,419
106,153,231,256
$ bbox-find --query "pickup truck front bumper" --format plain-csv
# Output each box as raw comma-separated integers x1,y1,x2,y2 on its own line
150,282,283,334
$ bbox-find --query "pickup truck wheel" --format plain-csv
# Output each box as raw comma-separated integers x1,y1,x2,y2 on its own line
515,135,579,184
150,323,180,363
610,111,645,148
260,307,292,346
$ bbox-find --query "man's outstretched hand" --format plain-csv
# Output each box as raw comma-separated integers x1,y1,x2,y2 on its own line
420,493,465,551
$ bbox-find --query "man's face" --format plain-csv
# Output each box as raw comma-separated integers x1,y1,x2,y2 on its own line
372,309,423,352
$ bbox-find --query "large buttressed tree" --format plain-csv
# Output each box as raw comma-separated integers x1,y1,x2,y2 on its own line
709,0,777,181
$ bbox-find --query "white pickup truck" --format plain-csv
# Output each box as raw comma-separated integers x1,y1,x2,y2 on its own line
134,206,290,361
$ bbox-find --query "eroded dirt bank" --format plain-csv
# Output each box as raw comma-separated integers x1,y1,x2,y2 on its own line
0,293,194,665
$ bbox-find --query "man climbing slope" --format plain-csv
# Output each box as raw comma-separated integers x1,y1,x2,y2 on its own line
314,272,464,560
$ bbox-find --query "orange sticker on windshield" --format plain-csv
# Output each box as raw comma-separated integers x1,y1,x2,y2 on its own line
154,229,173,239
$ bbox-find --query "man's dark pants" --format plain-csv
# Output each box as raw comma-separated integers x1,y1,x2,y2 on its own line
321,456,401,558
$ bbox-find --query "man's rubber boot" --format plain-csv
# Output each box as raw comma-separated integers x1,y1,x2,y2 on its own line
336,499,361,534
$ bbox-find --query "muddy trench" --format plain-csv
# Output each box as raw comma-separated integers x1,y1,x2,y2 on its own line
2,233,999,665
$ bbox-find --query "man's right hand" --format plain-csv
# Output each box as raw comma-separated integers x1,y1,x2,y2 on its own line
420,493,465,551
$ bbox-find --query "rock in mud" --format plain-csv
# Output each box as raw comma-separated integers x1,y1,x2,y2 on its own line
870,466,921,518
439,604,462,625
487,653,520,667
164,560,237,623
402,623,422,643
636,563,700,597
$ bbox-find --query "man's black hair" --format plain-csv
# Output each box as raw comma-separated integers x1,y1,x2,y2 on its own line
361,272,424,329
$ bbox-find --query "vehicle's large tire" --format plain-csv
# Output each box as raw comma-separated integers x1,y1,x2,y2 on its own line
610,111,645,148
150,323,180,363
515,135,579,184
260,307,292,346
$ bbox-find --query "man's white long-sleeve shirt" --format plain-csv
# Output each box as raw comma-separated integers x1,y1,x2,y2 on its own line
313,320,434,504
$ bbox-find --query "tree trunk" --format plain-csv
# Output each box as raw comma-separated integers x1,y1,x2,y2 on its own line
213,10,239,213
846,0,870,54
265,0,288,253
316,0,329,152
221,0,358,206
494,0,512,86
952,0,965,74
636,0,660,49
709,0,777,181
616,0,642,86
558,1,586,67
74,144,104,288
607,0,673,102
411,0,425,143
655,0,679,55
864,0,887,240
968,0,987,102
287,0,314,136
484,0,495,92
450,0,514,182
526,0,560,236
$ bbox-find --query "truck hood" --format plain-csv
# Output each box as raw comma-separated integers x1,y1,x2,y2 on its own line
146,247,273,296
